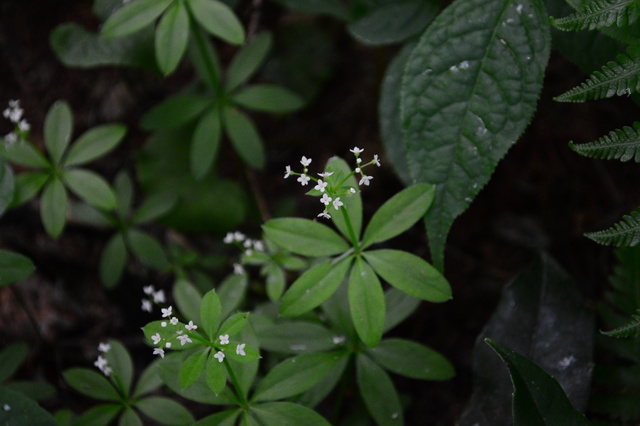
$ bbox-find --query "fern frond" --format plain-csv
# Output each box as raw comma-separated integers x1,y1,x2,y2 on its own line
602,310,640,337
550,0,640,31
555,52,640,102
586,207,640,246
569,122,640,161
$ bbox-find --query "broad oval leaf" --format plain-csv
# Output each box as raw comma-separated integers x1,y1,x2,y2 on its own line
0,342,28,382
179,348,209,389
232,85,305,114
401,0,551,269
0,250,34,288
0,388,57,426
361,183,435,249
44,100,73,166
101,0,173,39
130,192,177,225
349,257,385,348
250,401,331,426
63,124,126,167
280,257,352,317
173,279,202,325
218,312,249,337
62,368,120,401
226,32,272,91
99,233,126,288
127,229,169,271
140,95,212,131
41,178,68,239
356,354,404,426
62,168,117,210
252,353,339,402
187,0,245,45
200,289,222,339
191,106,221,179
223,106,265,170
368,338,455,381
155,1,190,75
73,404,121,426
205,352,227,395
12,173,49,207
364,249,452,302
0,141,50,169
262,217,349,257
258,321,336,355
104,339,134,395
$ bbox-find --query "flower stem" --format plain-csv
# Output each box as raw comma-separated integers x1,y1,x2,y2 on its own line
184,4,222,96
224,360,249,408
340,207,359,251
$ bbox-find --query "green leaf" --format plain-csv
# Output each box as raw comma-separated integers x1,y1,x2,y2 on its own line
251,402,331,426
264,264,285,302
142,321,201,351
174,279,202,325
347,0,438,46
601,309,640,337
0,342,28,383
179,348,209,388
12,173,48,206
187,26,223,90
364,249,451,302
0,142,49,170
349,257,385,348
63,124,126,167
119,408,142,426
356,354,404,426
74,404,121,426
485,339,591,425
44,100,73,166
0,387,58,426
569,121,640,161
586,207,640,246
191,106,221,179
257,321,336,355
204,353,226,395
325,156,363,242
263,218,349,257
186,0,245,45
218,274,248,318
196,409,240,426
101,0,173,39
104,340,133,396
5,381,56,402
130,192,177,225
232,85,304,114
401,0,551,269
368,338,454,381
113,171,134,220
280,257,352,317
269,0,348,19
223,106,265,169
550,0,638,31
63,368,120,401
136,396,195,425
140,95,212,131
252,353,338,402
0,160,14,216
41,178,68,239
383,288,421,333
132,361,162,398
0,251,34,288
201,289,222,339
361,183,435,249
155,1,189,75
127,229,169,270
99,233,127,288
218,312,249,337
226,32,272,91
62,169,116,210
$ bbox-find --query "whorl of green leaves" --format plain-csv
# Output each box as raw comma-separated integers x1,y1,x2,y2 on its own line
550,0,639,31
570,122,640,161
602,309,640,337
554,52,640,102
586,208,640,246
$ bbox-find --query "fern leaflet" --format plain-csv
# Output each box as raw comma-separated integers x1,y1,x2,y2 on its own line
586,207,640,246
555,52,640,102
570,122,640,161
550,0,640,31
602,309,640,337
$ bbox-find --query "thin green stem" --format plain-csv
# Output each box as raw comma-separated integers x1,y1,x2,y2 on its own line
224,360,249,408
184,3,222,96
340,207,359,250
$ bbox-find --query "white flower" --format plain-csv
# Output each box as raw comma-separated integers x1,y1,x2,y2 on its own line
177,335,192,346
98,342,111,353
314,179,328,192
333,197,343,210
318,171,333,177
245,249,253,256
170,317,179,325
300,156,312,167
297,174,310,186
165,342,172,348
233,231,245,242
153,290,166,304
253,240,265,252
223,232,234,244
320,193,332,206
214,351,225,362
3,404,10,411
185,321,198,331
350,188,356,194
359,176,373,186
161,322,167,327
94,355,108,371
332,336,346,345
284,165,292,178
143,285,155,295
219,334,230,345
318,212,331,219
350,147,364,155
233,263,245,275
373,154,381,166
18,119,30,132
141,299,152,312
356,158,362,164
355,167,361,173
236,343,246,356
153,348,165,358
4,132,18,146
243,238,253,248
103,366,112,376
161,306,173,318
151,333,162,345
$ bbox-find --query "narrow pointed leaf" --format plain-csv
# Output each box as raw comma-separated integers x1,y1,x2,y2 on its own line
569,122,640,162
133,361,162,398
191,106,221,179
0,342,28,382
383,288,421,333
218,312,249,337
187,0,245,45
232,85,304,114
140,95,212,131
63,124,126,167
368,338,454,381
63,368,120,401
130,192,176,225
325,156,363,242
0,388,57,426
179,348,209,389
101,0,173,39
127,229,169,271
361,183,435,248
223,107,265,169
349,257,385,347
0,141,50,169
136,396,195,425
364,249,452,302
402,0,551,269
0,250,34,288
263,217,349,257
356,354,404,426
104,339,133,396
156,1,190,75
226,32,272,91
62,169,116,210
44,100,73,166
204,353,226,395
257,321,336,355
550,0,638,31
200,289,222,339
119,408,142,426
251,402,331,426
41,178,68,238
173,279,202,325
280,257,352,317
586,207,640,246
12,173,48,206
74,404,121,426
99,233,126,288
485,339,591,425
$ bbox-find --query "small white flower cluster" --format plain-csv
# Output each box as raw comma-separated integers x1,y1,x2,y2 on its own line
223,231,265,257
283,148,380,219
2,99,30,147
141,285,166,313
93,341,112,377
3,404,10,411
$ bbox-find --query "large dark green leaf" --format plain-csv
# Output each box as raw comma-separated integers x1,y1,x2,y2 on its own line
0,250,34,288
356,354,403,426
0,387,57,426
401,0,551,269
0,159,14,217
